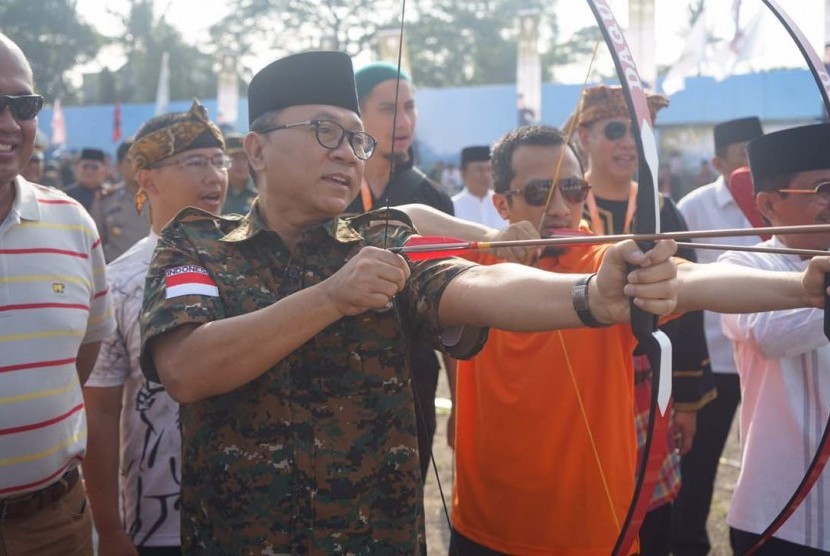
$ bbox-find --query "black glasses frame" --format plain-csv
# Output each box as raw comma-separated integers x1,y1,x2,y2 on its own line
505,178,591,206
254,119,377,160
0,94,44,121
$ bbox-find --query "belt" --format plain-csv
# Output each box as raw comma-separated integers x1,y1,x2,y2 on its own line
0,468,80,520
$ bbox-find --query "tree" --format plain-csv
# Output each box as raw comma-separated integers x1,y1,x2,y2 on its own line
93,0,217,104
210,0,400,64
0,0,101,102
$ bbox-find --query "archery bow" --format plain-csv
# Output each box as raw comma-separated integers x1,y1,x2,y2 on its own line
584,2,673,554
739,2,830,553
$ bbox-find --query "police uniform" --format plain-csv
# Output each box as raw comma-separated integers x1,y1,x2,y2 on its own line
89,183,150,262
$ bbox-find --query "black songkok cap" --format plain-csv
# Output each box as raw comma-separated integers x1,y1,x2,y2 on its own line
79,148,106,162
461,146,490,168
248,51,360,125
748,123,830,191
714,117,763,152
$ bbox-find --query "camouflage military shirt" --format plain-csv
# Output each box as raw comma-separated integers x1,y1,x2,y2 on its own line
139,203,486,554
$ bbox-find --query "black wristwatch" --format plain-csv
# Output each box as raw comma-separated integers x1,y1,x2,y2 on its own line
572,273,612,328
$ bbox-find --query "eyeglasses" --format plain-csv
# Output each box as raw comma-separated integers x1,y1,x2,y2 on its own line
603,120,632,141
776,181,830,201
254,119,377,160
0,94,44,121
505,178,591,206
79,161,103,171
152,153,232,172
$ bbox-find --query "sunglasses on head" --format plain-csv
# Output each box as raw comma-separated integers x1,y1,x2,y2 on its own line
603,120,632,141
505,178,591,206
0,94,44,121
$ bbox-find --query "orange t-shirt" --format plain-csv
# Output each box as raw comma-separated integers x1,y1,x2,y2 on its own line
452,243,639,555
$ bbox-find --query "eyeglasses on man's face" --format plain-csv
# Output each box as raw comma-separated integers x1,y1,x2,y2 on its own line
505,177,591,206
152,153,232,172
0,94,44,121
776,181,830,202
602,120,633,141
254,119,377,160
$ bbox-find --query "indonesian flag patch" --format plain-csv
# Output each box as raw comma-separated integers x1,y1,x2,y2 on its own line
164,265,219,299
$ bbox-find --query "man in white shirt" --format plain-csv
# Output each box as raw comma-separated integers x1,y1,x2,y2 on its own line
452,145,505,229
673,116,765,556
82,100,229,556
722,123,830,553
0,32,114,556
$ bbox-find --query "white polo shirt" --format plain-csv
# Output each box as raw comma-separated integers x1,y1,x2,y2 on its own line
0,176,114,496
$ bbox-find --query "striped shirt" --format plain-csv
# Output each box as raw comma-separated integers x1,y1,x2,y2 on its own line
0,176,114,496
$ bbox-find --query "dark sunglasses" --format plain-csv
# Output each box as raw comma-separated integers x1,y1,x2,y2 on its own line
0,94,44,121
505,178,591,206
777,181,830,201
603,120,632,141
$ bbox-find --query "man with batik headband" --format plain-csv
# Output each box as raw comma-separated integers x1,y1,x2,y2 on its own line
575,83,715,554
83,99,228,556
674,116,765,556
722,123,830,554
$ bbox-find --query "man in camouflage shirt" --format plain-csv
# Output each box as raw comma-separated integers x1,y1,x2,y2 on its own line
138,51,683,554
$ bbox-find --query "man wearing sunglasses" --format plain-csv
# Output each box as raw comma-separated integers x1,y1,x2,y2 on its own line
0,33,114,555
673,116,766,556
65,148,109,212
721,123,830,554
82,100,228,556
574,84,714,555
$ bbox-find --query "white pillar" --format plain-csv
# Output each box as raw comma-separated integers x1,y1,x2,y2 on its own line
516,9,542,125
628,0,657,88
825,0,830,62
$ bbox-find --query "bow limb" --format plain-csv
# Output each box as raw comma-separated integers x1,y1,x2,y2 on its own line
740,3,830,553
584,2,673,555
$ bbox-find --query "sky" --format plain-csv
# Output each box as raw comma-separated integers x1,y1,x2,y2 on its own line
73,0,825,84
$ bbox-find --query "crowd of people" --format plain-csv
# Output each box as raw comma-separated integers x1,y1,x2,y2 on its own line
2,27,830,556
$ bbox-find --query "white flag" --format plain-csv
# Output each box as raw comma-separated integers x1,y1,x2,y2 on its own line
217,53,239,127
154,52,170,116
661,7,708,96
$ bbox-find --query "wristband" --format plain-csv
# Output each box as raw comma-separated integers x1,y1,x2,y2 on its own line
572,273,612,328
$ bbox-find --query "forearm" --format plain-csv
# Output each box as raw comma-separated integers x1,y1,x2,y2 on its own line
438,264,592,330
675,262,808,314
81,386,124,531
76,341,102,385
152,284,343,403
398,203,493,239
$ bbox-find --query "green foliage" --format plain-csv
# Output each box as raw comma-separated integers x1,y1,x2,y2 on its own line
210,0,400,61
0,0,101,101
105,0,217,104
406,0,559,87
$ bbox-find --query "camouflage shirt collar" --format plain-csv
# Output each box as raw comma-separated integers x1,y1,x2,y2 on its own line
219,199,363,245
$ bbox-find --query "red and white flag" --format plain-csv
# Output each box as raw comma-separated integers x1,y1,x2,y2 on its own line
51,98,66,147
112,101,122,143
164,265,219,299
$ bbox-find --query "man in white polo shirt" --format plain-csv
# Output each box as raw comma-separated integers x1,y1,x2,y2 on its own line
0,33,114,555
